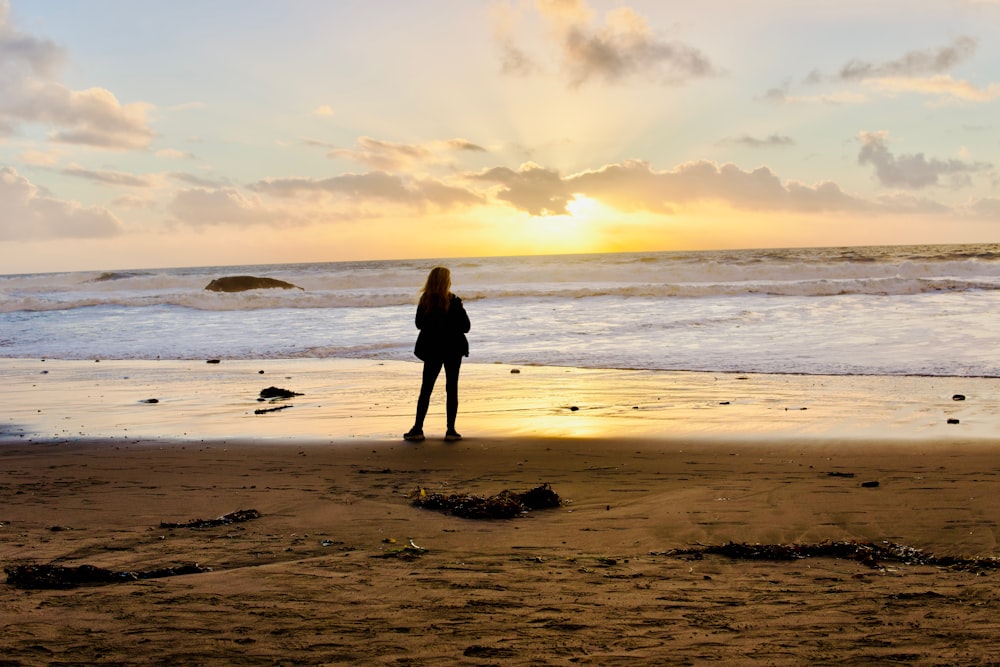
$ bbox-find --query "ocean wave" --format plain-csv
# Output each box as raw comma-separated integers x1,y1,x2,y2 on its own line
2,276,998,313
2,244,1000,315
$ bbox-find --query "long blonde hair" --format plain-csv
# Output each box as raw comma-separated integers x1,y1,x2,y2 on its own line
419,266,451,313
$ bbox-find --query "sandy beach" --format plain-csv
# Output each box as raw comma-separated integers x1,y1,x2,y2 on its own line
3,359,1000,664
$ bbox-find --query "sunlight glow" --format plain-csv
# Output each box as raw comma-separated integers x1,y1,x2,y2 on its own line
565,195,602,220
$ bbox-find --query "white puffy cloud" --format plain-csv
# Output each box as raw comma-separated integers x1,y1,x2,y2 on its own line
0,166,122,240
857,131,991,189
495,0,717,87
0,2,153,149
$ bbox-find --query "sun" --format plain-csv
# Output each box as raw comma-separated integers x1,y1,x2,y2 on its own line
516,195,607,253
565,195,602,220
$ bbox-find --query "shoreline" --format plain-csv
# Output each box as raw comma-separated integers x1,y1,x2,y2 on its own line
4,357,999,444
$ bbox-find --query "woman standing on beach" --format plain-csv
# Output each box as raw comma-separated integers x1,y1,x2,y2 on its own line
404,266,471,442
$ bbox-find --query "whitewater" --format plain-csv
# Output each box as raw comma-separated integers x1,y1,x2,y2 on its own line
2,243,999,377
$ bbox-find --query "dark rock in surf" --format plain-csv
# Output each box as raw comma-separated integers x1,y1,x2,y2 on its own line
204,276,302,292
952,394,966,401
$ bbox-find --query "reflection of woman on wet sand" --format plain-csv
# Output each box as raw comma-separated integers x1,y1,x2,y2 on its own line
404,266,470,442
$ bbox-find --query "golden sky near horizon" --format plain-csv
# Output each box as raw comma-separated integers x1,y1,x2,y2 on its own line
1,0,999,273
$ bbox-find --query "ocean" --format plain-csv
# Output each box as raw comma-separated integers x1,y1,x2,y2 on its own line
2,243,999,378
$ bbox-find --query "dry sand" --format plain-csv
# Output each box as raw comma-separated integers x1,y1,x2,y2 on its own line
3,359,1000,664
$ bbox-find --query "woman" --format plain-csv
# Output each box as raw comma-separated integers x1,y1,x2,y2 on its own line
404,266,471,442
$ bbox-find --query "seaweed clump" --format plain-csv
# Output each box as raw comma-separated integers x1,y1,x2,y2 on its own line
5,563,210,590
664,540,1000,572
411,484,561,519
159,508,261,530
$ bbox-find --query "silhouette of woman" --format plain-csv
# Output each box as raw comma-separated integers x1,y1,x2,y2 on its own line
404,266,470,442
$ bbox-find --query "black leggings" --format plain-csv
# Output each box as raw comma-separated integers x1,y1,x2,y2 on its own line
414,356,462,430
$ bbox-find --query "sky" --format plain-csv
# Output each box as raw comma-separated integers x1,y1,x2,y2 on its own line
1,0,999,273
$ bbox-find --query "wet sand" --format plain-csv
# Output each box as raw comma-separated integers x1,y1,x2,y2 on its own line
2,359,1000,664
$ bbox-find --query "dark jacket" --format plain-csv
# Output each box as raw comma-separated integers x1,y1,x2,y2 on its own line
413,294,470,361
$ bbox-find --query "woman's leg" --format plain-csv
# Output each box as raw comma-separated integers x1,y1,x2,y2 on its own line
414,359,444,430
443,356,462,431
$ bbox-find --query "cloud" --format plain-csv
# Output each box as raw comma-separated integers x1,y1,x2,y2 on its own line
167,187,284,227
857,131,991,189
167,101,206,112
760,82,867,105
492,1,540,76
864,74,1000,103
312,105,335,117
446,138,488,153
837,36,978,81
0,166,123,240
110,194,156,210
251,171,483,210
470,163,573,215
568,160,868,214
326,136,487,170
470,159,869,217
168,172,229,188
496,0,717,87
0,1,63,77
171,172,484,227
771,37,993,106
61,164,154,187
156,148,196,160
873,192,951,215
18,148,59,166
0,3,154,149
721,134,795,148
967,197,1000,217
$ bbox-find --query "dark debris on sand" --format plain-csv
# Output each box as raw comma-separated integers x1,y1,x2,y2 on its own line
254,404,293,415
5,563,211,590
411,484,561,519
159,508,261,530
661,540,1000,572
258,386,302,400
